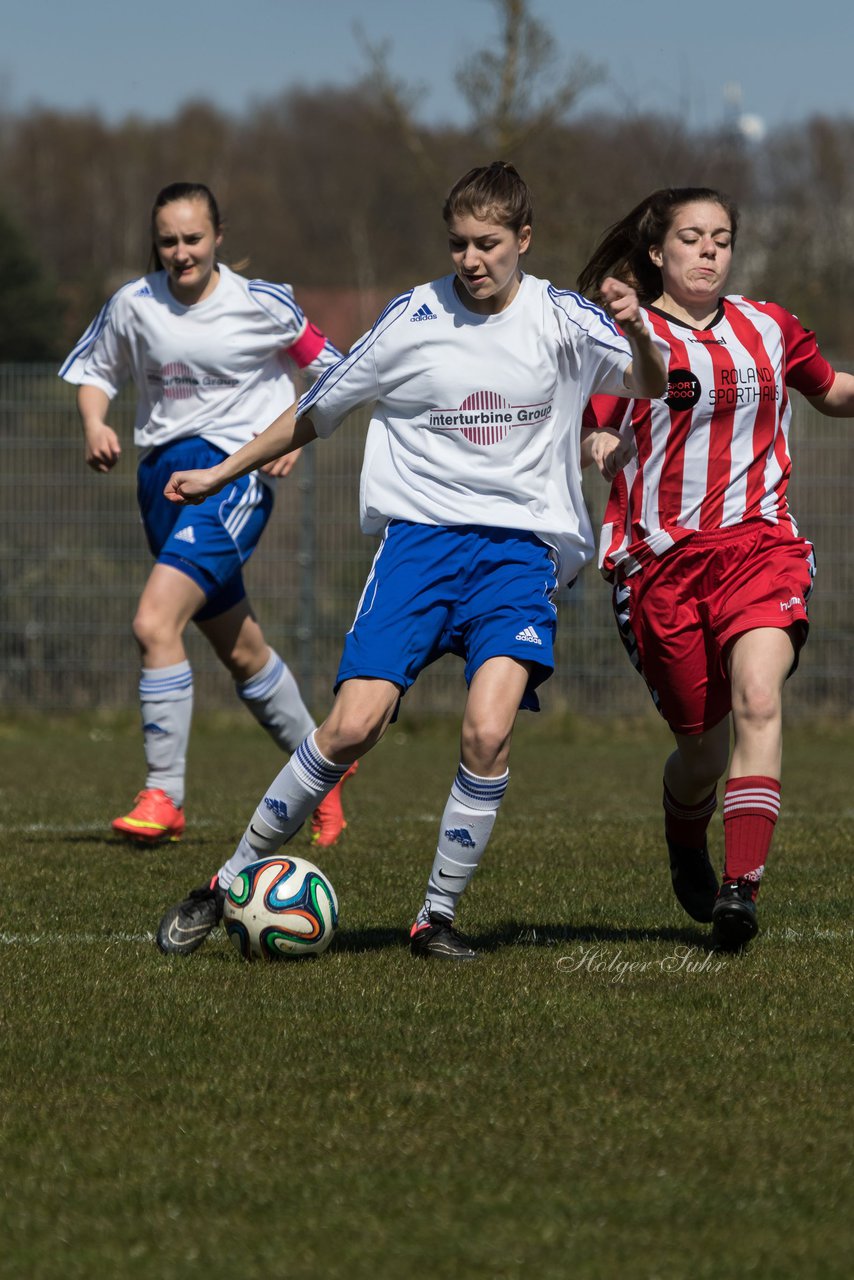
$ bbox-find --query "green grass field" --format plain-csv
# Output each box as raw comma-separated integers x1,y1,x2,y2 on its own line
1,712,852,1279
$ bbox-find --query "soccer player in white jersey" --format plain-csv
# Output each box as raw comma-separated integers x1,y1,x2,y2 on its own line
60,182,356,849
579,186,854,950
155,161,666,960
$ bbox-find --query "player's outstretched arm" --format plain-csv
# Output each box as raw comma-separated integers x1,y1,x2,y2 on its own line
165,406,317,504
600,277,666,399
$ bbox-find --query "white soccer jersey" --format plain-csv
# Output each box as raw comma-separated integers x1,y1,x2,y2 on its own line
60,263,342,473
584,296,836,579
298,273,633,586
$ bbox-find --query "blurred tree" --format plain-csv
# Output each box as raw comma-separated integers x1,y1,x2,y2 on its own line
0,203,62,359
357,0,603,171
0,27,852,356
454,0,603,153
750,118,854,353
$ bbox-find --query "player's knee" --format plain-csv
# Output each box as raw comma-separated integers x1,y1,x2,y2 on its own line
460,720,511,773
732,681,781,730
320,711,384,758
687,755,726,793
131,605,176,654
673,737,728,791
130,604,147,648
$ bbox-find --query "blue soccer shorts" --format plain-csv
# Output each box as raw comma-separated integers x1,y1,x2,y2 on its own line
137,437,273,621
336,520,559,711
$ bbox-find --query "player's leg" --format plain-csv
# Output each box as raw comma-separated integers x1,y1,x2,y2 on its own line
197,598,357,850
219,676,397,881
155,677,399,955
663,721,730,922
117,437,250,844
712,626,793,949
612,560,723,922
198,598,315,747
410,656,530,961
410,525,558,960
708,526,814,948
111,563,203,844
157,518,461,956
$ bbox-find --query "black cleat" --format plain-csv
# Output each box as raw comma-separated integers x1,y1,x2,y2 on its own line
156,879,226,955
410,913,478,961
711,880,759,951
667,835,720,922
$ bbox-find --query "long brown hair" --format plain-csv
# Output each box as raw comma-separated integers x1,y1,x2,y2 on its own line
577,187,739,303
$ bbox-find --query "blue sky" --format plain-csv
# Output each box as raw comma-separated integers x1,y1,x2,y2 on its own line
2,0,851,136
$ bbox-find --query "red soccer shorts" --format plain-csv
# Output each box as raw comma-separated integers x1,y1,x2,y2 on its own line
612,522,815,734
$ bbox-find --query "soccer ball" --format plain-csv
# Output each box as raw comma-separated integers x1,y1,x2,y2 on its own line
222,856,339,961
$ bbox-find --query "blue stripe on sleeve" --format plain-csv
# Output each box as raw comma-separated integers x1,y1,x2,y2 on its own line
298,288,413,416
248,280,304,326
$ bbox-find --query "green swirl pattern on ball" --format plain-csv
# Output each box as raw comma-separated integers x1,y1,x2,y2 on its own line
227,870,253,907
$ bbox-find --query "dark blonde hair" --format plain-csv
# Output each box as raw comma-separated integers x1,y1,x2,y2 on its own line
443,161,533,233
577,186,739,303
148,182,223,272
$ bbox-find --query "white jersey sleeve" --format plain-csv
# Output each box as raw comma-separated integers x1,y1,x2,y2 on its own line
297,291,410,435
59,283,137,397
248,280,343,381
548,286,633,400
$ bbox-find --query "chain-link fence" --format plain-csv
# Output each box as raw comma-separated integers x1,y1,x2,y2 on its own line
1,364,851,719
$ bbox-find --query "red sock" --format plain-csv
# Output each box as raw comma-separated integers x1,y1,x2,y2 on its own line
663,783,717,847
722,776,781,897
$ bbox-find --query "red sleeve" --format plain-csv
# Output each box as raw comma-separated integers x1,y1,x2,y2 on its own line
287,320,328,369
751,301,835,398
583,394,629,431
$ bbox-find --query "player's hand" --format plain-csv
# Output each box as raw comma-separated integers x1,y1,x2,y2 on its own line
261,447,302,479
600,276,644,337
164,468,222,505
83,422,121,473
587,428,637,481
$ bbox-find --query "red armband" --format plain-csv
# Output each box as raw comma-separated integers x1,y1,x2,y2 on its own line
288,321,327,369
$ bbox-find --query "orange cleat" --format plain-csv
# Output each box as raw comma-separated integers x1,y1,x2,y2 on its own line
112,788,185,844
310,761,359,848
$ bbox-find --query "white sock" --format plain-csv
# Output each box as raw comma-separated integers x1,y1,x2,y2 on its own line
140,661,193,807
416,764,509,924
236,649,316,753
217,731,350,889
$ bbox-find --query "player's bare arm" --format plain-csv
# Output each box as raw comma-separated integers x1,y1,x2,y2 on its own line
600,276,666,399
77,384,121,473
165,405,317,504
262,446,303,479
807,370,854,417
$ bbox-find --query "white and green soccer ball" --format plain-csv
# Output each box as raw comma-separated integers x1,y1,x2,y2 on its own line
223,856,339,961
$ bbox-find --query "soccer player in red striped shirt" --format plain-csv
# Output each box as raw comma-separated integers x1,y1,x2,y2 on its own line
578,187,854,949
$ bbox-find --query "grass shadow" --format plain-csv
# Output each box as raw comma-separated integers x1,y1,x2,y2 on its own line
477,920,714,951
331,919,713,955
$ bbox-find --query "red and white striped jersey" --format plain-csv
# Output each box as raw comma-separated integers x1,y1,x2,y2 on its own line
584,296,835,579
